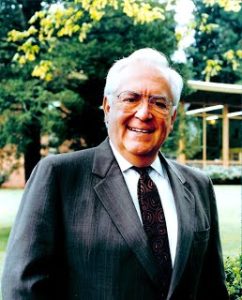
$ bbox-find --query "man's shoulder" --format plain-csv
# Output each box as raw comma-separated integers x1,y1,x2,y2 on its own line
31,139,112,179
38,146,97,169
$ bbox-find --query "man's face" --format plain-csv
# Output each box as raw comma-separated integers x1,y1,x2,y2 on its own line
103,63,177,167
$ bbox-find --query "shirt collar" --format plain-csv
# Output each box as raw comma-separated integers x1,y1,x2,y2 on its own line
109,140,164,177
109,141,132,172
150,155,164,178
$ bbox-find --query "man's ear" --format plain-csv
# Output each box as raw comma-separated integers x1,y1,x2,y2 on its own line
103,96,110,125
170,109,177,131
102,96,110,114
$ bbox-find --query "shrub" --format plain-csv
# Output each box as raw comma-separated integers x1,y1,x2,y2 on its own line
0,172,9,187
203,166,242,184
225,255,242,299
0,145,21,187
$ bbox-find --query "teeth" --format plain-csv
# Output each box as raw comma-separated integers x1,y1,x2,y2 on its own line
129,127,150,133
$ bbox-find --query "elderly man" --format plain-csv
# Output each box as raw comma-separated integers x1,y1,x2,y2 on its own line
2,48,229,299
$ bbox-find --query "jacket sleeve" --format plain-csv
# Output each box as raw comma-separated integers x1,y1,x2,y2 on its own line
196,179,229,300
1,157,65,299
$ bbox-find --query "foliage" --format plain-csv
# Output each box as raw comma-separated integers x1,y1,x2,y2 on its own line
45,8,189,149
188,0,242,83
0,0,56,180
203,165,242,184
0,146,21,187
7,0,167,81
162,105,202,159
224,255,242,300
203,0,241,12
0,174,7,187
7,0,240,180
3,0,190,153
1,0,185,179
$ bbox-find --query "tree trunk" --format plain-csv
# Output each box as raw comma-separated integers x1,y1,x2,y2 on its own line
17,0,42,182
24,122,41,182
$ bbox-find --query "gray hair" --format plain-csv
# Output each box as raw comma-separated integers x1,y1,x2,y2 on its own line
104,48,183,106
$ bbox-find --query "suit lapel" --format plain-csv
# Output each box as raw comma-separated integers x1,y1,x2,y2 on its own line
92,140,195,294
161,156,195,299
92,139,161,288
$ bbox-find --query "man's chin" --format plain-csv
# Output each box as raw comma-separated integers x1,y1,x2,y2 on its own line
125,144,158,158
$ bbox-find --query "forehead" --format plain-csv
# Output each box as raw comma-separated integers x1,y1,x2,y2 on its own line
116,63,172,98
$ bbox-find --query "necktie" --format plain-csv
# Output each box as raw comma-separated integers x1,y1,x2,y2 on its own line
134,167,172,299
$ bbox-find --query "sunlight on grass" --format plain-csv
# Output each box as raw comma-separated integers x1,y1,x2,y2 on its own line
0,189,22,227
0,228,10,252
214,185,241,258
0,227,11,300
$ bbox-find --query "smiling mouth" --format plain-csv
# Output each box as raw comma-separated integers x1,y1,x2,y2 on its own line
127,126,154,134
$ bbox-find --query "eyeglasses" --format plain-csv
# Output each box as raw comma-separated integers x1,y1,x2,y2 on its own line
115,91,175,116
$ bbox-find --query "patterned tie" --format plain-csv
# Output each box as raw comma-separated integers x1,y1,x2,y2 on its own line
134,167,172,299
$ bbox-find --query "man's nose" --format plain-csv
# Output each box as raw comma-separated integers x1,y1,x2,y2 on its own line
134,100,153,120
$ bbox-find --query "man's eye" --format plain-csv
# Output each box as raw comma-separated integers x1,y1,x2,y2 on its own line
155,101,168,109
123,97,138,103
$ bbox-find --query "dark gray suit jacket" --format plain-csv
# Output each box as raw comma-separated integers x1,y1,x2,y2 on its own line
1,139,229,299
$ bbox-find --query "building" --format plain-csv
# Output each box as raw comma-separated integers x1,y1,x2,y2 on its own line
179,80,242,167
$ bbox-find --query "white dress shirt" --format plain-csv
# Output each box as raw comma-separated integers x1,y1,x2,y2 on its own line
110,141,178,266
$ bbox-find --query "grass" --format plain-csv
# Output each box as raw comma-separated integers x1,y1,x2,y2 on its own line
214,185,241,258
0,188,23,298
0,228,10,253
0,227,10,261
0,227,11,299
0,227,10,267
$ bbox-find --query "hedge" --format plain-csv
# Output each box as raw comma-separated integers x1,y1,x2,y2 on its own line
203,166,242,184
225,255,242,300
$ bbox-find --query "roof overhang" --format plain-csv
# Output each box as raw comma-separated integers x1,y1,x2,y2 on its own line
187,80,242,94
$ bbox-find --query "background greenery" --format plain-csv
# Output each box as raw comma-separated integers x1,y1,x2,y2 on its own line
224,256,242,300
0,0,241,183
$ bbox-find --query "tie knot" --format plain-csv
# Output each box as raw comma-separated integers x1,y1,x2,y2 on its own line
133,166,150,176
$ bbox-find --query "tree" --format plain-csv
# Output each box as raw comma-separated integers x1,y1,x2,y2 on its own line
36,4,185,149
1,0,191,181
0,0,58,180
7,0,167,79
187,0,242,83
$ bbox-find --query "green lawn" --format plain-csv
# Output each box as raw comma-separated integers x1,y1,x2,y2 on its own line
213,185,241,258
0,186,241,297
0,228,10,252
0,227,10,272
0,227,11,300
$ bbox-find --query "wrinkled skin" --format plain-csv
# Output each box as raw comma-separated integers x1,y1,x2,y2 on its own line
103,63,176,167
